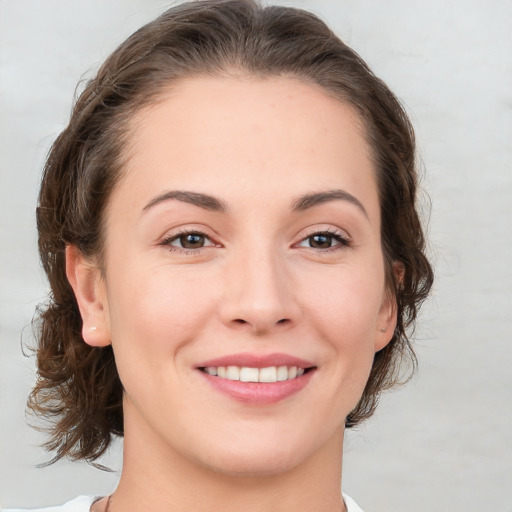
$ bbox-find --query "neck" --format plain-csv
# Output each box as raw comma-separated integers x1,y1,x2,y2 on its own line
112,402,347,512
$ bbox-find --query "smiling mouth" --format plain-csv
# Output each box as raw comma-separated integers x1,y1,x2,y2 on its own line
198,365,315,383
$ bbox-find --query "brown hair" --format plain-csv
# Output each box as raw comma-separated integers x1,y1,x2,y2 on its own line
29,0,433,463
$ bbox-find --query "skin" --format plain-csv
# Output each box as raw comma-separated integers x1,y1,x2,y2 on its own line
67,76,397,512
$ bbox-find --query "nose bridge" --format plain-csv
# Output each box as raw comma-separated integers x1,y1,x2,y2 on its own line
221,239,298,332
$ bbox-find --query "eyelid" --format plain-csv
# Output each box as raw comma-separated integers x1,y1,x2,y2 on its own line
294,226,352,249
169,232,215,247
157,224,351,254
159,226,222,252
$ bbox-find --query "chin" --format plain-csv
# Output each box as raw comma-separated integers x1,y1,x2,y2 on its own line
198,447,308,478
186,424,335,478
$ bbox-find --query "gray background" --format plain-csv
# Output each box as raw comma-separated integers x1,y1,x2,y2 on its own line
1,0,511,510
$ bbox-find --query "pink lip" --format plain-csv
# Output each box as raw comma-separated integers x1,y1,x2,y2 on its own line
196,352,315,369
195,352,317,405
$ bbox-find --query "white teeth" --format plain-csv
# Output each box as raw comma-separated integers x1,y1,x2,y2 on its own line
226,366,240,380
277,365,288,381
259,366,277,383
240,367,259,382
204,365,306,383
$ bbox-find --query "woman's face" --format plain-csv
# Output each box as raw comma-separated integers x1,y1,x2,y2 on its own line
81,76,396,475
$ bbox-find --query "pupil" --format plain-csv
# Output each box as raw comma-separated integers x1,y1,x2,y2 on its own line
311,234,331,248
181,233,204,248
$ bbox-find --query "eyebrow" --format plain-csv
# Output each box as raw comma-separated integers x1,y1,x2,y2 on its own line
142,188,367,218
142,190,227,213
291,189,368,218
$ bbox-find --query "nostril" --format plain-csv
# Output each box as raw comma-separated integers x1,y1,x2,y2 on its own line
232,318,289,327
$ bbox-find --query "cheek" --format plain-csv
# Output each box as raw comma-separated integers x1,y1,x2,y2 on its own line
301,265,384,335
297,262,385,391
106,263,219,358
104,264,222,413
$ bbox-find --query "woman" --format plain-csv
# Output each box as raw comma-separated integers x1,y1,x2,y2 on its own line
8,0,433,510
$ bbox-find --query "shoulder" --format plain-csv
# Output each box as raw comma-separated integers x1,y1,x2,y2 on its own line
3,496,100,512
343,493,366,512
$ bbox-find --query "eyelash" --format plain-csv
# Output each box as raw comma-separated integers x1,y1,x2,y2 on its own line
160,230,218,254
160,228,351,254
296,228,351,252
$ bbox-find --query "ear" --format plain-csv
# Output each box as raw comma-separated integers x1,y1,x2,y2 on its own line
65,244,111,347
374,261,404,352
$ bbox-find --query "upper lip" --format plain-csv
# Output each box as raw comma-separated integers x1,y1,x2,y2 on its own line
196,352,316,369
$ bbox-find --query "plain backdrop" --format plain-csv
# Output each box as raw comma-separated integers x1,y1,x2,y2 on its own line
1,1,511,511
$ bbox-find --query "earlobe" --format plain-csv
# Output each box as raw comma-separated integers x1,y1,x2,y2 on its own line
65,245,111,347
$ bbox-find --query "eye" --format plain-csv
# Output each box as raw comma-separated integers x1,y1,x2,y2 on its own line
163,231,216,250
297,230,350,250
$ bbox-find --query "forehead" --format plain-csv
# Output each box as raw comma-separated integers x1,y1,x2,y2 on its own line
129,75,369,160
112,75,378,221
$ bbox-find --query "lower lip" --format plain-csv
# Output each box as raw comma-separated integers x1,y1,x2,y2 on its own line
198,370,315,405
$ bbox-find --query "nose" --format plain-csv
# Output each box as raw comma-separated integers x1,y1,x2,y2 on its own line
219,246,300,334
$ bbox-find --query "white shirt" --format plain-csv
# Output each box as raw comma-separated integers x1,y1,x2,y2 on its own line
4,494,365,511
3,496,100,512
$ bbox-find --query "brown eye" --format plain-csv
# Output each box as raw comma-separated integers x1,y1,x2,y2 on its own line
297,230,350,250
180,233,205,248
309,234,333,249
167,231,215,250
